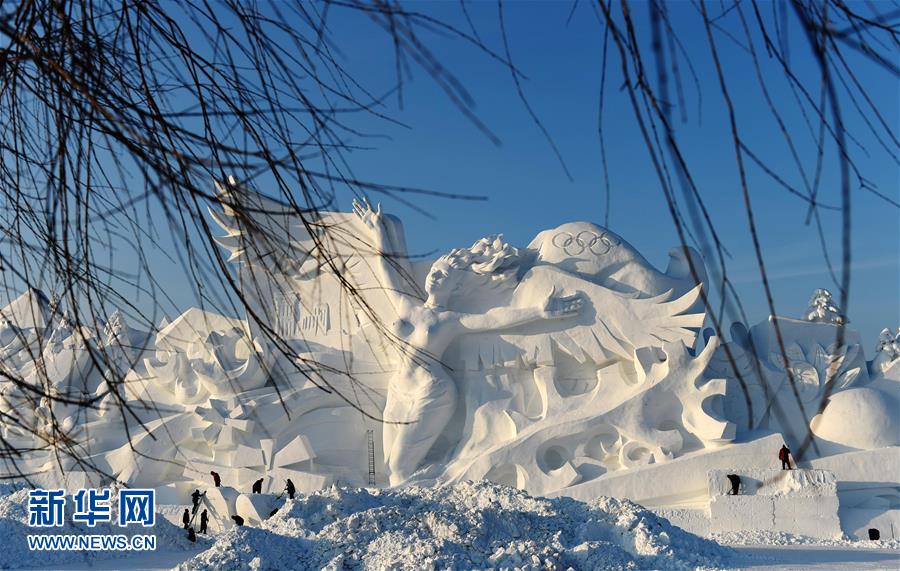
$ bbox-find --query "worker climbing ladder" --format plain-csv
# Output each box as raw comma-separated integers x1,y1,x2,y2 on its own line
187,490,206,528
367,429,376,487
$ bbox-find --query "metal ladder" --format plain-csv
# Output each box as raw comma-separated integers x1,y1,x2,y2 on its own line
366,429,376,487
186,491,206,529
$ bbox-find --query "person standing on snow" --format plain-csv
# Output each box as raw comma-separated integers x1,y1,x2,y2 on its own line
779,444,792,470
285,478,296,500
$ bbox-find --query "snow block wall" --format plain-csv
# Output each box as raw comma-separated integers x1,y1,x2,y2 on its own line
234,493,281,526
201,487,242,532
811,448,900,540
708,469,842,539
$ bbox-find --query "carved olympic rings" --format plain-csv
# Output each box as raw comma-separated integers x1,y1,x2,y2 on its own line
551,230,619,256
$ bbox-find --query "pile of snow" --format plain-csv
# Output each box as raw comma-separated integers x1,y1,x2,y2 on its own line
0,485,209,569
179,481,733,570
711,530,900,549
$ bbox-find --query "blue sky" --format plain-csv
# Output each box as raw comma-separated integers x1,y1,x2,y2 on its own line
10,2,896,351
281,1,897,349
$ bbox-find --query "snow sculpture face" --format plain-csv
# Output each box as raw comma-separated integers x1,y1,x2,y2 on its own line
424,260,461,307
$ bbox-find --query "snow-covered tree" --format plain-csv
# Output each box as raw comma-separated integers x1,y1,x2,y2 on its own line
875,328,900,360
872,327,900,376
803,289,847,325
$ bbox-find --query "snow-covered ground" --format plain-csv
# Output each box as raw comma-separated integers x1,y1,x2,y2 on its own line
178,481,733,570
22,543,900,570
712,530,900,548
728,545,900,570
716,531,900,570
2,481,898,570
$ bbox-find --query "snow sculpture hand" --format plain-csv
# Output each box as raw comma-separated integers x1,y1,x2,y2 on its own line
352,197,383,232
538,286,584,320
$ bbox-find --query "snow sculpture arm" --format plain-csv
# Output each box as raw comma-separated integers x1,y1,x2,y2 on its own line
353,198,422,304
457,287,584,333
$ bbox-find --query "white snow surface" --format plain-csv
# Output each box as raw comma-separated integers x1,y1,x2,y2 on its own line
178,480,733,570
712,529,900,549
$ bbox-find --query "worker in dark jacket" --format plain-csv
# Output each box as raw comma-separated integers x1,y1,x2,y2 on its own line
285,478,296,500
182,508,190,529
210,470,222,487
252,478,264,494
191,489,203,515
726,474,742,495
199,509,209,534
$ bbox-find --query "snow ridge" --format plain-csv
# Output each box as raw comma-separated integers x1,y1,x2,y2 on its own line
180,480,732,570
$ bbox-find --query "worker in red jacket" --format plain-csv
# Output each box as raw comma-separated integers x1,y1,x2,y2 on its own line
778,444,792,470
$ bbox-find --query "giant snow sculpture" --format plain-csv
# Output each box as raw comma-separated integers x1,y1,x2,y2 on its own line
0,180,897,538
207,183,719,493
